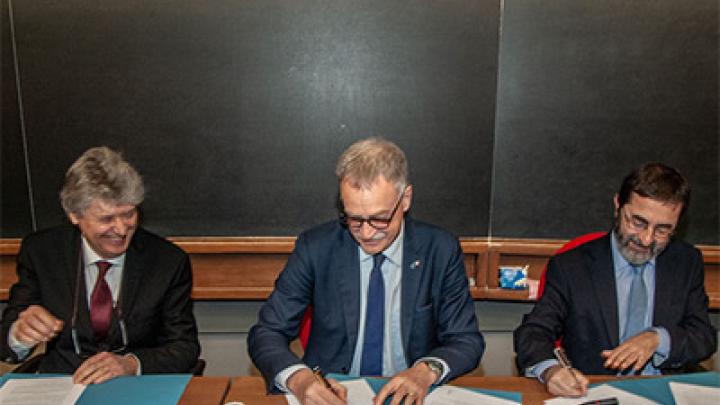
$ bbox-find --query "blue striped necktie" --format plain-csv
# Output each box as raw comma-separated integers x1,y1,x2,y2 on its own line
360,254,386,376
623,264,647,342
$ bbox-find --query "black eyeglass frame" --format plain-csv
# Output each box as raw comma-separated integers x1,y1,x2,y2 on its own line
71,250,129,359
619,206,675,240
339,187,407,230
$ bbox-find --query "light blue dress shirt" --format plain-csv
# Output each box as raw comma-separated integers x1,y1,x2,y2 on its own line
527,232,670,381
610,232,669,375
350,221,407,376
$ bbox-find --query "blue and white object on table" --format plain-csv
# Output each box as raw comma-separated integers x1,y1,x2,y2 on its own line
499,266,528,290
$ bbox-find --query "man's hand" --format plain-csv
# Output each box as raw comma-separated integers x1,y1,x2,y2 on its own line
373,363,436,405
601,330,659,372
12,305,63,347
286,368,347,405
73,352,138,385
544,364,589,397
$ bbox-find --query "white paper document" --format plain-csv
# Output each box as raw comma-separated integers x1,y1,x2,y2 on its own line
669,381,720,405
0,377,85,405
543,384,659,405
286,379,376,405
425,385,520,405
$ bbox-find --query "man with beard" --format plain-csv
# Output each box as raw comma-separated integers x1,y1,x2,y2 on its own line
513,162,717,398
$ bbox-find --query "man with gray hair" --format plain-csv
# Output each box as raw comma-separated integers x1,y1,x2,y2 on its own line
1,146,200,384
249,137,484,405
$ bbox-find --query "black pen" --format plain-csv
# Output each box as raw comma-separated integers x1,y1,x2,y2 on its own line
553,347,582,389
577,398,619,405
312,366,339,397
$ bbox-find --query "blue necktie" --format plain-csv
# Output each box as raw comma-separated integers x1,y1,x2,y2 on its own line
360,254,386,376
623,264,647,342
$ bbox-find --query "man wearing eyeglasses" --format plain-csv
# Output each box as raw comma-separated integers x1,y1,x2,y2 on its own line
514,163,717,398
248,137,484,405
0,147,200,384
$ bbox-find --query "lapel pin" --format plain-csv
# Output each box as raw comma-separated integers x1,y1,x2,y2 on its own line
410,260,421,269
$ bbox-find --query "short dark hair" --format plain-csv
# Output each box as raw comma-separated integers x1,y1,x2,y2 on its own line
617,162,690,214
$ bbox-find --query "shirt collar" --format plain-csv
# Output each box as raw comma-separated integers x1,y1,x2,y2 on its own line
80,236,125,268
610,230,655,273
359,220,404,267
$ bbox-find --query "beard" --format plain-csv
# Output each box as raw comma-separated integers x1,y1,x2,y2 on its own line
614,222,667,266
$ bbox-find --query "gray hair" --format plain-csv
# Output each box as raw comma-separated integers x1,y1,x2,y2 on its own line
60,146,145,216
335,137,408,193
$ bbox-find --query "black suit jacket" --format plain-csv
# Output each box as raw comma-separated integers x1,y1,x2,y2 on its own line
0,225,200,373
248,217,484,391
514,234,717,374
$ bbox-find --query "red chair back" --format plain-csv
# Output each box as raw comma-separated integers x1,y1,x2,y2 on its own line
538,232,606,348
537,232,607,298
299,307,312,349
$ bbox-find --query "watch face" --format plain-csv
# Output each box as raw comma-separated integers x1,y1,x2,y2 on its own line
424,360,442,374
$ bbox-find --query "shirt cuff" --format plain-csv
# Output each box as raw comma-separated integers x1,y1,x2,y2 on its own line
275,364,310,393
414,357,451,384
8,322,33,361
125,353,142,375
650,326,671,366
525,359,559,383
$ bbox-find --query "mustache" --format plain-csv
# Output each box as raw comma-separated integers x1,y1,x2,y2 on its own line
364,231,387,241
625,235,656,251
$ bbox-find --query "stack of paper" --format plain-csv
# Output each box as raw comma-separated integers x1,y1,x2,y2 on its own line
0,376,85,405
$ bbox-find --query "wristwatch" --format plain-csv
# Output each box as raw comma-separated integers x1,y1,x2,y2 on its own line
420,359,444,383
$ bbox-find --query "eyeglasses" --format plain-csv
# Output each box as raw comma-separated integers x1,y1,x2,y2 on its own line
340,188,406,230
621,209,675,239
71,251,129,359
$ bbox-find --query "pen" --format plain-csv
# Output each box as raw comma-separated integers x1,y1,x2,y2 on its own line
312,366,338,395
577,398,619,405
553,347,582,389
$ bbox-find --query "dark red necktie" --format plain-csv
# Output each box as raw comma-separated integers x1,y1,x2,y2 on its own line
90,261,113,342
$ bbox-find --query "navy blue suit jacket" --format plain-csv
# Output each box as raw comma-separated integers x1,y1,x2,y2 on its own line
514,234,716,374
248,217,484,390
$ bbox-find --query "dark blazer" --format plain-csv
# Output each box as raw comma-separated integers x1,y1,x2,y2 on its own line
514,234,717,374
248,217,484,390
0,225,200,374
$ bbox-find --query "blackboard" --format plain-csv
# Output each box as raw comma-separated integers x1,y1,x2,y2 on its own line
490,0,718,244
2,0,718,244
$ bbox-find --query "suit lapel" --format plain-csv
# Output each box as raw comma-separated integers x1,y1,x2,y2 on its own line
120,229,145,321
337,231,361,352
653,242,676,325
63,228,83,304
590,236,621,347
400,219,423,352
67,228,96,350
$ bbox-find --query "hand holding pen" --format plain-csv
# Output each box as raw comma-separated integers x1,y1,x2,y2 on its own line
544,347,589,397
286,366,347,405
312,366,348,404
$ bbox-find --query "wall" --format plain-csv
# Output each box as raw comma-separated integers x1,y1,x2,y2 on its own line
2,0,718,243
